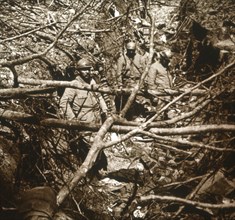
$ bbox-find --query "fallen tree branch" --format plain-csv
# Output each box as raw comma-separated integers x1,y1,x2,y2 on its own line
162,174,208,190
174,172,214,217
149,124,235,135
139,195,235,209
69,28,111,33
152,142,192,155
0,87,56,99
17,78,207,96
0,22,57,43
56,116,115,205
0,0,95,67
34,31,75,60
143,174,209,198
142,59,235,128
140,130,235,152
0,109,235,137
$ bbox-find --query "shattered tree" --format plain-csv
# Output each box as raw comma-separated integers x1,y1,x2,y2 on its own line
0,0,235,219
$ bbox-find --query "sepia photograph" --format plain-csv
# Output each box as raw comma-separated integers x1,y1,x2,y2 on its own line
0,0,234,219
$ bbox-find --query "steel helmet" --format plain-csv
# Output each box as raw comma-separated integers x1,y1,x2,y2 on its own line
83,38,97,53
126,41,136,50
76,58,92,69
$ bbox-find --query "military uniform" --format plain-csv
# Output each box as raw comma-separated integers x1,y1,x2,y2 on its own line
114,47,148,120
145,59,173,112
59,76,107,124
116,52,145,88
146,60,172,90
59,58,108,178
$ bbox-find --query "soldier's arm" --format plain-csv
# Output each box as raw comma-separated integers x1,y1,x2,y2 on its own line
90,79,108,115
146,65,157,90
116,56,124,88
59,88,76,120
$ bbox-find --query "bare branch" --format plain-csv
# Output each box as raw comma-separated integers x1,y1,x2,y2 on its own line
140,130,235,152
56,116,115,205
174,172,214,217
142,59,235,127
0,22,57,43
139,195,235,209
0,109,234,138
17,77,208,96
0,0,95,67
17,77,207,96
150,124,235,135
0,87,56,99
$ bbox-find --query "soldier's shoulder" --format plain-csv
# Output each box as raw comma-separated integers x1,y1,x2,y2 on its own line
152,61,167,72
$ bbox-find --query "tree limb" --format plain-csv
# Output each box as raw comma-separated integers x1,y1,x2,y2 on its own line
56,116,115,205
0,87,56,99
0,22,57,43
140,130,235,152
17,77,207,96
0,109,234,137
139,195,235,209
0,0,95,67
149,124,235,135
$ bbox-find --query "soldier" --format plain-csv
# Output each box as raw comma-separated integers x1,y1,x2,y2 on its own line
146,52,172,91
59,58,108,178
59,58,108,123
145,51,173,112
115,41,145,89
114,41,147,120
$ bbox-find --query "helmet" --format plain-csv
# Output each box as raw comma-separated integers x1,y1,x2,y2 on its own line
83,38,97,53
126,41,136,50
76,58,92,69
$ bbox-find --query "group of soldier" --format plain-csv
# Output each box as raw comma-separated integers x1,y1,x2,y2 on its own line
16,5,175,219
57,39,173,176
17,41,172,216
59,40,173,125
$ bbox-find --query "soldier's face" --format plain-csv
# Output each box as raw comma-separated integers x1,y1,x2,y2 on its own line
80,68,91,82
126,49,135,58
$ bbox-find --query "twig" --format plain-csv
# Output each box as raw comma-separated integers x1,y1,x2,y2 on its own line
173,172,215,217
143,174,208,196
163,174,208,189
152,141,192,155
139,195,235,209
140,130,235,152
144,59,235,127
0,0,95,67
0,22,57,43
